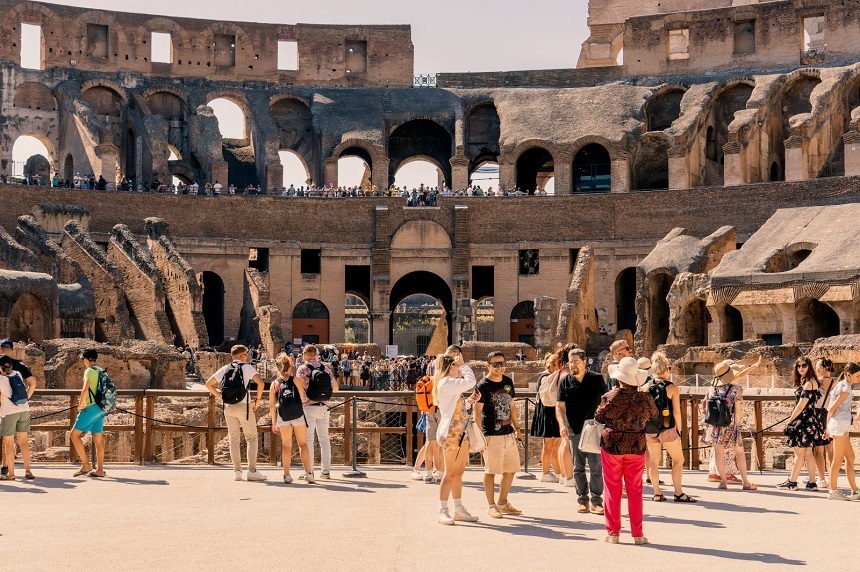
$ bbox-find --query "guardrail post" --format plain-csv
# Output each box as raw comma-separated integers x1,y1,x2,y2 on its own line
516,397,535,479
690,399,700,470
69,395,79,464
343,397,366,478
144,396,154,463
754,400,764,470
207,394,216,466
405,397,414,465
680,396,690,468
343,397,352,466
134,395,144,465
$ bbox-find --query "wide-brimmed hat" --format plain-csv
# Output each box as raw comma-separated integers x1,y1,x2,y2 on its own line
713,359,739,383
637,357,653,372
609,356,649,387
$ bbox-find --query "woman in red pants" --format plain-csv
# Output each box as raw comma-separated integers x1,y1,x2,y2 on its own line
595,357,659,545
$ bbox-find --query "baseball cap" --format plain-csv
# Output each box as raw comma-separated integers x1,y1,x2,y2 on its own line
0,339,13,349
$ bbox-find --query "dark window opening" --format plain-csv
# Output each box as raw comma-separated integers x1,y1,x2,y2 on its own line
248,247,269,271
519,250,539,275
762,333,782,346
569,249,581,273
345,40,367,73
86,24,109,58
214,34,236,67
733,20,756,55
472,266,494,300
301,249,321,274
345,265,371,301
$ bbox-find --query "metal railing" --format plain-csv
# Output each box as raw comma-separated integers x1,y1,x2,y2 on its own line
13,388,860,473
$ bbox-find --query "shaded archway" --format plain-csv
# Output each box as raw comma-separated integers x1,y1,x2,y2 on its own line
146,90,190,160
648,273,673,349
338,146,373,189
646,89,685,132
394,158,444,190
345,294,369,344
11,134,53,181
796,298,839,343
615,267,637,333
279,150,310,188
13,82,56,111
466,103,500,168
388,119,452,188
63,154,74,184
392,294,444,355
293,299,330,344
510,301,535,346
678,299,710,347
271,97,313,182
720,304,744,343
201,271,225,346
9,292,50,342
702,83,753,185
573,144,611,193
515,147,553,194
389,271,452,346
477,297,495,342
208,97,246,139
82,85,123,117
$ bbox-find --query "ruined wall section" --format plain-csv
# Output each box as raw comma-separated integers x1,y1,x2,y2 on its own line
241,268,284,357
145,217,208,349
0,223,40,272
14,214,82,283
107,224,173,344
556,246,598,349
60,220,132,343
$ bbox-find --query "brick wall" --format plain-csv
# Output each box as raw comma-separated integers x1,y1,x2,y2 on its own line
437,66,625,88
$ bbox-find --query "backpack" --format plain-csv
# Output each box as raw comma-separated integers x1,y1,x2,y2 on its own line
646,379,674,433
277,376,305,422
89,368,117,413
415,376,436,413
305,364,333,402
704,383,733,427
538,371,560,407
220,362,247,405
8,371,28,405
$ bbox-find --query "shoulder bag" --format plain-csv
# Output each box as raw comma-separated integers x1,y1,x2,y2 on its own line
578,419,605,455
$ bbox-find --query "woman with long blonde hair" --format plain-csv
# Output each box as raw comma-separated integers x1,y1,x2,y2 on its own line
269,352,313,484
432,350,479,525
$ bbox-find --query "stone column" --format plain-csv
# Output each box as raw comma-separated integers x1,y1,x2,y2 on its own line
610,156,630,193
722,142,744,186
553,151,572,195
211,160,228,186
324,157,338,188
372,157,390,191
498,155,515,192
668,146,689,190
454,298,478,344
843,131,860,177
450,155,469,190
267,162,283,192
96,143,119,189
533,296,558,353
369,310,391,347
784,136,806,181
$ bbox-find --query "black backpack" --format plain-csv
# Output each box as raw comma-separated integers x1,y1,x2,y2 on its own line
305,364,333,402
277,376,305,422
704,383,733,427
645,380,674,433
220,362,247,405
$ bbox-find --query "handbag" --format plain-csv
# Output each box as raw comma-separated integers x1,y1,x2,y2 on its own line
466,418,487,453
578,419,605,455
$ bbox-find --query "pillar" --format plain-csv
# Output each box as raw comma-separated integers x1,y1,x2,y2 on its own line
454,298,478,344
784,136,807,181
211,160,228,186
450,155,469,190
553,151,572,194
668,147,689,190
372,157,390,191
96,143,119,189
267,163,283,192
369,311,391,346
323,157,337,188
722,141,744,186
843,131,860,177
498,155,515,192
610,156,630,193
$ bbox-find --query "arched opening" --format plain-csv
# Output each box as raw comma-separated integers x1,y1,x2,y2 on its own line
573,144,611,193
765,243,816,273
768,76,821,183
543,176,555,195
769,161,781,182
388,119,452,188
9,293,49,342
279,150,310,189
633,135,669,190
389,271,452,347
271,98,313,188
394,158,443,190
515,147,553,194
12,135,52,183
721,304,744,343
208,97,246,139
345,294,369,343
392,294,445,355
63,154,74,184
646,89,685,132
615,267,637,333
510,301,535,346
796,298,839,343
293,299,330,344
469,160,500,192
146,91,189,161
466,103,500,170
201,271,225,346
477,297,495,342
702,83,754,186
338,146,373,190
648,273,673,349
82,85,123,117
678,299,710,346
125,128,137,183
13,82,56,111
706,126,717,162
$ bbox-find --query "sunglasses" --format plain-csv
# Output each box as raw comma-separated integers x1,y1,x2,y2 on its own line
490,362,506,368
796,364,808,369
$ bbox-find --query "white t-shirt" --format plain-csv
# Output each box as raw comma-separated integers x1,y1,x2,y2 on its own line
434,365,477,441
0,373,30,417
829,379,854,424
212,361,259,389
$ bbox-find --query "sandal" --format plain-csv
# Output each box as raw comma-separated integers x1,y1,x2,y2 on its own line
743,483,758,491
89,472,106,478
73,468,93,477
674,493,697,503
717,483,728,489
652,494,666,502
25,472,35,480
0,474,15,481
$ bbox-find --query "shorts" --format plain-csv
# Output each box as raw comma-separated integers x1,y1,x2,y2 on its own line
276,414,308,429
483,434,520,474
426,409,441,441
0,411,31,436
73,405,106,434
828,417,852,437
646,428,680,445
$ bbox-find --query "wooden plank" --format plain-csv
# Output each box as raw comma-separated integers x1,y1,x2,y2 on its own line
135,396,144,465
144,396,154,463
69,395,79,464
690,399,699,470
343,398,352,466
754,401,764,470
207,395,216,465
680,396,690,468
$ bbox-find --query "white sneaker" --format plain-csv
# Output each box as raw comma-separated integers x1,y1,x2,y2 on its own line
453,505,479,522
283,475,293,484
563,478,576,487
410,470,423,481
829,489,848,501
246,470,267,482
438,508,454,525
849,490,860,501
234,470,243,481
304,472,315,484
540,472,559,483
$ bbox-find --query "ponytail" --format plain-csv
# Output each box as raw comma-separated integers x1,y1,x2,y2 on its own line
838,361,860,383
431,353,456,406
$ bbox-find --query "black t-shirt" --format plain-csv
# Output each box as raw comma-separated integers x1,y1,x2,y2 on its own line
557,371,606,434
10,358,33,380
476,375,516,436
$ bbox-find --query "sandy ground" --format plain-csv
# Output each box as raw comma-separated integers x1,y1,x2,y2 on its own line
2,464,850,571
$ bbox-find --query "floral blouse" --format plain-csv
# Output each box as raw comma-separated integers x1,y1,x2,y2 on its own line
594,386,659,455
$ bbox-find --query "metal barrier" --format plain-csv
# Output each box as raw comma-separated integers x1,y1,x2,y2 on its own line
14,388,860,472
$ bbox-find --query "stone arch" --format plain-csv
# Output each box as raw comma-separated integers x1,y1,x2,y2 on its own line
142,85,189,106
203,22,253,67
572,142,612,193
12,132,56,174
796,298,839,342
9,291,52,343
293,298,330,344
719,304,744,343
615,267,637,333
74,10,129,58
645,85,687,132
80,79,128,101
389,271,453,346
270,97,313,161
81,83,125,117
677,298,710,346
200,271,225,346
332,138,380,189
465,102,501,170
510,300,535,346
388,119,453,188
206,89,251,140
646,271,674,351
390,220,452,250
512,140,555,194
9,2,60,26
632,133,669,190
13,82,56,111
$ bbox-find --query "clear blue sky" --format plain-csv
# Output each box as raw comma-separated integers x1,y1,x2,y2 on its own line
16,1,592,189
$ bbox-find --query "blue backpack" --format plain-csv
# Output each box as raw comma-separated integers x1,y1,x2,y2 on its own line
8,372,28,405
89,368,117,413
